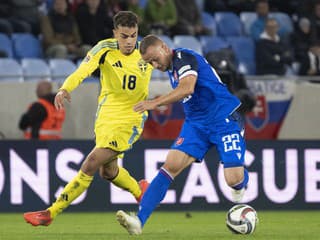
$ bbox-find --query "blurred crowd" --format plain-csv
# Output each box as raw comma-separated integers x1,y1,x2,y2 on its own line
0,0,320,76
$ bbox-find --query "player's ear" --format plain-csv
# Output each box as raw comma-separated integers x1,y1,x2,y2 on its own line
162,42,170,53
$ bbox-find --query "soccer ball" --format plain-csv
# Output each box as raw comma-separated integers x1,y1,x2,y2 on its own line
226,204,258,234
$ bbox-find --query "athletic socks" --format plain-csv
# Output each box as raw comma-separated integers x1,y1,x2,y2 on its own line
111,166,141,200
48,170,93,219
232,168,249,190
137,168,173,226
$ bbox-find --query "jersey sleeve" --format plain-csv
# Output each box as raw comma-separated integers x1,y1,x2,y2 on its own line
60,40,110,93
175,51,199,80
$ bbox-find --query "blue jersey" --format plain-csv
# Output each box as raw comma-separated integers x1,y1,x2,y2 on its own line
168,48,241,125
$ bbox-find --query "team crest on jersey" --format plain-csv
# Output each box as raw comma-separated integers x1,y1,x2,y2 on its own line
151,104,172,125
175,137,184,146
246,95,269,131
138,59,148,73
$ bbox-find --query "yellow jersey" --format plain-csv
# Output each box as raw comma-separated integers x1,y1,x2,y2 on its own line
60,38,153,119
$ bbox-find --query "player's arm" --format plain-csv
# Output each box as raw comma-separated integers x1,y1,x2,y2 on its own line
55,41,109,109
134,51,198,113
134,75,197,113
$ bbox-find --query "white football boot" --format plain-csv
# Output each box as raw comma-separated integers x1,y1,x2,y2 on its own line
116,210,142,235
231,188,245,203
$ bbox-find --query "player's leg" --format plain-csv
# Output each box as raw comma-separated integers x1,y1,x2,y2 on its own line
48,147,118,217
215,115,248,202
99,157,148,202
97,115,148,202
224,166,248,202
138,150,195,225
117,149,195,235
116,122,205,234
24,147,118,226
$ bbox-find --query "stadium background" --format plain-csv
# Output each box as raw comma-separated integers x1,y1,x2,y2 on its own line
0,0,319,221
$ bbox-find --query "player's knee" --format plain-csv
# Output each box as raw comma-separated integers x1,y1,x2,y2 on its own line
224,167,245,187
225,176,243,187
99,165,118,180
81,154,100,176
162,164,181,178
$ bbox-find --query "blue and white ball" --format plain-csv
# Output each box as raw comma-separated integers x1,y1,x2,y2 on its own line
226,204,258,234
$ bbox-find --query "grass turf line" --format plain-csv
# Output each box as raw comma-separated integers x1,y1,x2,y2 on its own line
1,211,319,240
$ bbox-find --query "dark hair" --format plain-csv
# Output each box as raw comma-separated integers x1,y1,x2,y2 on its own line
113,11,138,29
139,34,161,55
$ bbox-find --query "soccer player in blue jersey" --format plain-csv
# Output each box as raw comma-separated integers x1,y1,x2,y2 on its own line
116,34,249,235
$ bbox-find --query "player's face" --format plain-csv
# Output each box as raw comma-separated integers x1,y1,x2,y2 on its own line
113,26,138,55
141,42,171,72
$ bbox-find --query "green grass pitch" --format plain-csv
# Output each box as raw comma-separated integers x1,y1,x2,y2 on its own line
1,211,319,240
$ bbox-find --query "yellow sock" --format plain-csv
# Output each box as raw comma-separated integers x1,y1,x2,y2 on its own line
112,167,141,199
47,170,93,219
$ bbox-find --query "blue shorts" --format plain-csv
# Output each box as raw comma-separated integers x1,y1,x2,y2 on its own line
171,112,246,168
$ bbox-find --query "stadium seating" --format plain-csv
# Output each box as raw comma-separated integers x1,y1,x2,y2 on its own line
201,12,216,36
151,69,168,81
157,35,175,48
0,33,14,58
239,12,257,36
11,33,43,59
0,58,23,82
173,35,203,54
200,35,229,55
270,12,294,34
226,36,256,75
49,59,76,82
21,58,51,81
214,12,243,37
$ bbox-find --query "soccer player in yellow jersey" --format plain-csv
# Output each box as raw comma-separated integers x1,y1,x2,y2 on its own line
23,11,153,226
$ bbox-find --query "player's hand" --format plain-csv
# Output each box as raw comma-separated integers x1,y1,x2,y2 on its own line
134,100,158,114
54,89,71,110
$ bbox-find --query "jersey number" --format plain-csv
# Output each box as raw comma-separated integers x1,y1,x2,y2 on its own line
122,75,136,90
222,134,241,152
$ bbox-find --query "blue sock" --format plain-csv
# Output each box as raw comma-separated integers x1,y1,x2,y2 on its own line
137,168,173,227
232,168,249,190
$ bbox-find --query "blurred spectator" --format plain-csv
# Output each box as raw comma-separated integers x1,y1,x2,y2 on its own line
127,0,148,36
41,0,91,59
105,0,127,18
293,0,315,19
291,18,313,62
204,0,228,13
206,48,256,115
171,0,211,36
255,18,293,75
299,41,320,76
19,81,66,140
250,0,270,41
268,0,300,15
10,0,43,35
0,0,13,34
75,0,113,45
250,0,291,42
0,0,33,35
144,0,177,36
310,1,320,43
226,0,256,14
